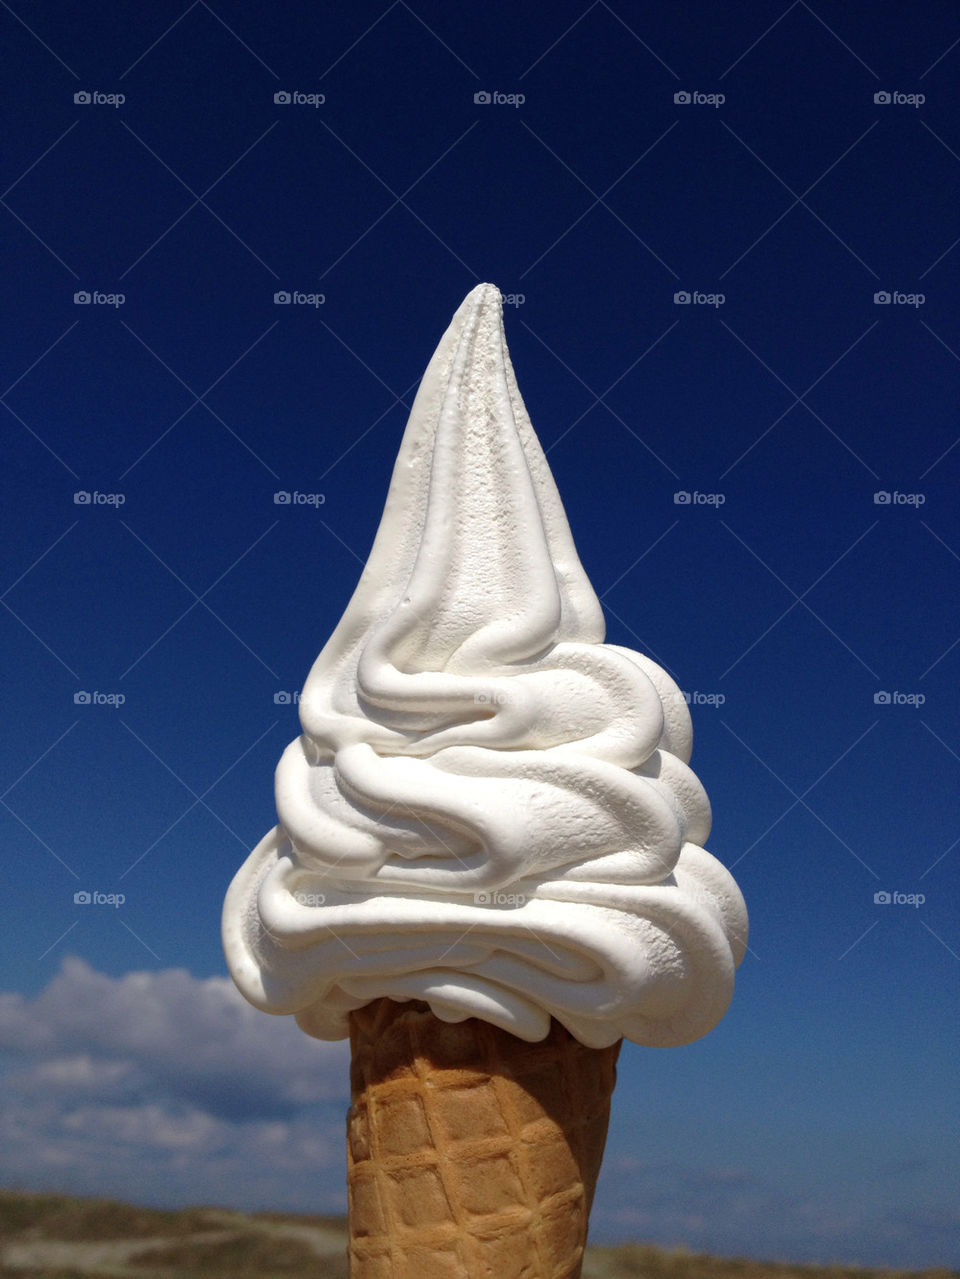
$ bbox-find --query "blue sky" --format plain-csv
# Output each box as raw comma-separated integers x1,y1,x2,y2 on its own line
1,0,958,1268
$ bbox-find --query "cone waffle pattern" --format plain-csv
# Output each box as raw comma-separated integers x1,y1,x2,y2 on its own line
346,998,621,1279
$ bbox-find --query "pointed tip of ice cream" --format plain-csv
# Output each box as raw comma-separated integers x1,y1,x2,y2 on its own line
310,274,606,667
459,282,503,320
464,281,502,302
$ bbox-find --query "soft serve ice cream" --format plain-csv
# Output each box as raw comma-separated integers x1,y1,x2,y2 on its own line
223,284,747,1049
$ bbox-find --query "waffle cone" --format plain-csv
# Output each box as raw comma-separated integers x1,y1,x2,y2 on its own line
346,998,621,1278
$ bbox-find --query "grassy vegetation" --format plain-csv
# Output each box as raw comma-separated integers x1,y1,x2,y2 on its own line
0,1189,955,1279
0,1191,215,1241
133,1233,343,1276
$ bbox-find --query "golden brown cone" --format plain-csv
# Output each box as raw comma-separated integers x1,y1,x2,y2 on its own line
346,997,621,1279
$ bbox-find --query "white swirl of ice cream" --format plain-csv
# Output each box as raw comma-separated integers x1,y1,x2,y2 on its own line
223,284,747,1049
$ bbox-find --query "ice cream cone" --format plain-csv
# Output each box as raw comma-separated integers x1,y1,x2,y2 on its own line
222,282,747,1269
346,997,620,1278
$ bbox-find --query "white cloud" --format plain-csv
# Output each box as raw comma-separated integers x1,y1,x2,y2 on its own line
0,956,349,1118
0,958,349,1213
30,1055,136,1091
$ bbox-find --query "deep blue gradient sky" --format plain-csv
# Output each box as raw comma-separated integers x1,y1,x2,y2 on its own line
1,1,959,1268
